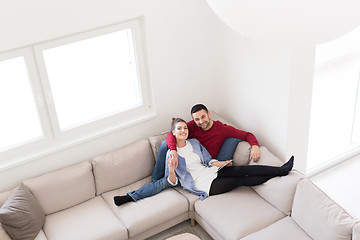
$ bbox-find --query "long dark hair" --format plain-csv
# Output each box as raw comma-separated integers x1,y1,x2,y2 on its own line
170,117,187,132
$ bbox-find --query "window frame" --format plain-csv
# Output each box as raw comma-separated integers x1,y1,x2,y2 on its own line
0,18,155,170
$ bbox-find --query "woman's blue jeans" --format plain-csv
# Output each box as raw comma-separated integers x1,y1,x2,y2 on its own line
130,137,242,201
128,177,175,201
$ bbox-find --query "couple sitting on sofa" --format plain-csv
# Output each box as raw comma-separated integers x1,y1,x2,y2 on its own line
114,104,294,206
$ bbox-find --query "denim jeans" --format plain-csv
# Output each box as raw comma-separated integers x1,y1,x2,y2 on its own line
151,140,169,181
216,137,243,161
127,175,175,201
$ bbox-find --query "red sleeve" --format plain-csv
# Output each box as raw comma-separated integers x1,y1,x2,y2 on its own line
166,120,195,151
221,124,259,146
186,120,197,139
166,131,177,151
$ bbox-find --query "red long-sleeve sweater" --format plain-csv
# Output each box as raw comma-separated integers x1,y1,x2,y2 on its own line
166,120,259,158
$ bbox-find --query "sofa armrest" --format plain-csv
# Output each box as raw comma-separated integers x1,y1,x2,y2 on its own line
292,179,356,240
353,222,360,240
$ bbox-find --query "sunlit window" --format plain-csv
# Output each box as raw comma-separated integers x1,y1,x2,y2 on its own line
308,26,360,171
0,18,154,168
352,75,360,145
42,28,142,131
0,56,42,151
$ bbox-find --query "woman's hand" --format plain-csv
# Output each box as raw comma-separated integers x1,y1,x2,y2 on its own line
167,154,177,184
211,160,233,167
169,150,178,167
168,153,178,172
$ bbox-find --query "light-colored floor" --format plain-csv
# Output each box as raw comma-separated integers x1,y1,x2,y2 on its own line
310,154,360,219
146,220,213,240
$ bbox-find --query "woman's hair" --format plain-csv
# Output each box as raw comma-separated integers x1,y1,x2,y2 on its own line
171,117,187,132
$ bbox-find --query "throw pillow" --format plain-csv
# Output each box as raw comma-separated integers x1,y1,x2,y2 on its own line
0,184,45,240
149,132,167,161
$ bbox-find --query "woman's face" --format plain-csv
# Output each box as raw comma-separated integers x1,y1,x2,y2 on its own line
172,122,189,140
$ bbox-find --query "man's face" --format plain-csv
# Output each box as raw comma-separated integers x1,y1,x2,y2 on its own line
192,109,211,130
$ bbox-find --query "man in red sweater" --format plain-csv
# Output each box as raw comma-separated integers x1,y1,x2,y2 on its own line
152,104,261,181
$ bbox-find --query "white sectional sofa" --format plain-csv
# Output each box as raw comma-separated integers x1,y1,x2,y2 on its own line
1,112,359,240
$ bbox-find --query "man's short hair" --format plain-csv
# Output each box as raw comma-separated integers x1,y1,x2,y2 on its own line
191,104,208,115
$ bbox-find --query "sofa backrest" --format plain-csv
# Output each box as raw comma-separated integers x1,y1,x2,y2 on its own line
92,139,154,195
0,188,17,208
149,133,167,161
0,188,15,240
291,179,356,240
23,161,95,215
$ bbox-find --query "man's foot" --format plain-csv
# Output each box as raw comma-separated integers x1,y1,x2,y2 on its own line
280,156,294,175
114,194,133,206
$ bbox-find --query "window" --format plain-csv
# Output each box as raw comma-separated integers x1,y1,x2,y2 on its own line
0,56,43,151
351,75,360,144
308,26,360,172
0,18,154,169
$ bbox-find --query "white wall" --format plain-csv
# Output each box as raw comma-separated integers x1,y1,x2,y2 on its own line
0,0,225,191
213,28,290,160
211,23,316,173
286,47,315,172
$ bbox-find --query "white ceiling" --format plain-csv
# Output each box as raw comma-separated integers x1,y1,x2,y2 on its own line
207,0,360,46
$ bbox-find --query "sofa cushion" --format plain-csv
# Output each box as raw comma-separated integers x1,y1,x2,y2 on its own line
252,170,304,215
0,184,45,240
241,216,312,240
0,187,17,208
92,139,154,195
173,187,200,212
0,188,14,240
149,132,167,161
101,180,188,238
0,227,46,240
194,187,285,240
23,161,95,215
44,196,127,240
292,179,356,240
353,222,360,240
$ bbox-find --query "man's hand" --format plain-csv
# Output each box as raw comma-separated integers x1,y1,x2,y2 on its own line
250,145,260,162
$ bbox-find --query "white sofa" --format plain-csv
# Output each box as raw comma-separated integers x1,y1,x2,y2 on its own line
1,112,359,240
